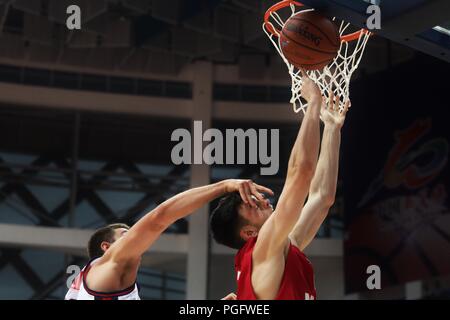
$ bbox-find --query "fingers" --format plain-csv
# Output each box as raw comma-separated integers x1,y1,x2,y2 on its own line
250,182,273,209
334,94,340,112
251,184,266,201
300,68,308,78
239,180,274,208
254,183,274,196
328,90,334,110
342,100,351,115
243,182,257,208
238,186,250,206
327,90,343,112
248,183,264,205
222,293,237,300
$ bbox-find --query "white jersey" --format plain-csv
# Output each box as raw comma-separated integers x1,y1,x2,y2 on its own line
65,258,140,300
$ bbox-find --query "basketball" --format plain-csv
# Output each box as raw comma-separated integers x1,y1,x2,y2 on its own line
279,11,340,71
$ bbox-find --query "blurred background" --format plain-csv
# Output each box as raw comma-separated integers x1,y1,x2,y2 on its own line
0,0,449,300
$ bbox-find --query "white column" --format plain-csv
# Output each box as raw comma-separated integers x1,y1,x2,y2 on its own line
186,61,213,299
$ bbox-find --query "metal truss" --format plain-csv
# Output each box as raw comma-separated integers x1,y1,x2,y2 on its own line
0,151,190,299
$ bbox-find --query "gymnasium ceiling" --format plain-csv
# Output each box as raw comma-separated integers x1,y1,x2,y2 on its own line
0,0,278,75
0,0,418,77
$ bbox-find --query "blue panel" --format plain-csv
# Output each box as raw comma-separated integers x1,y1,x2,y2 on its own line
0,202,37,225
0,265,34,299
21,249,65,283
96,191,149,219
74,201,106,228
27,185,69,213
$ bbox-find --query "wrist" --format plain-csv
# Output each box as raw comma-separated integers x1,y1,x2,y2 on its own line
308,96,322,106
324,122,342,131
221,179,233,193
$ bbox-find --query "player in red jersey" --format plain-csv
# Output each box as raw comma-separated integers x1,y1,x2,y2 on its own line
210,72,349,300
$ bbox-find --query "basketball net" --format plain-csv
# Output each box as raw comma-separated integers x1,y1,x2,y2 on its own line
263,1,371,114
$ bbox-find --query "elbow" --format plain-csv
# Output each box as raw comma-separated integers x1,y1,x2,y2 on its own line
289,160,315,182
149,204,173,231
319,192,336,208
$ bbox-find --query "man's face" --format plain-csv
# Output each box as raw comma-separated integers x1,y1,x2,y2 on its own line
238,195,274,231
112,228,129,243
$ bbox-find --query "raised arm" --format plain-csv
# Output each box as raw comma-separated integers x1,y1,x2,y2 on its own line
290,93,349,251
254,73,323,259
104,179,272,263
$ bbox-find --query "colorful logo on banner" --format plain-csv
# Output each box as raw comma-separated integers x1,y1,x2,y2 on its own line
345,118,450,292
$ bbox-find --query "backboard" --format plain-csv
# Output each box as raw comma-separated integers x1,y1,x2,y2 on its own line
296,0,450,63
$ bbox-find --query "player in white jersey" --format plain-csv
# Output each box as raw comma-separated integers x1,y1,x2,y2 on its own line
65,179,272,300
65,257,140,300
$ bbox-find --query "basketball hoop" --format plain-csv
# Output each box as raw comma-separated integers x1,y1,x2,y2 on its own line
263,0,371,113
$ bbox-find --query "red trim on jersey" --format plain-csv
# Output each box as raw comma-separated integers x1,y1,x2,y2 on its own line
82,259,136,298
70,272,83,290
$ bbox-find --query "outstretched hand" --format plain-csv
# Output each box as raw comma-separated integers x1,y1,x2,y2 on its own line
320,90,350,128
225,179,274,208
300,68,321,103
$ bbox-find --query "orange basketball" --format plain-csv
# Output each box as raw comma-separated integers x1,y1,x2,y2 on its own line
279,11,340,71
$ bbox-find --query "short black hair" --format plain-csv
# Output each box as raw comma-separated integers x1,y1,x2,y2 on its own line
210,192,248,250
87,223,130,259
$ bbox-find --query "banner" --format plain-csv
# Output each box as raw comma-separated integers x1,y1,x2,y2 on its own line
343,56,450,294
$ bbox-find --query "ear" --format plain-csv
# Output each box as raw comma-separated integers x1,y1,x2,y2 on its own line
239,225,258,242
100,241,111,253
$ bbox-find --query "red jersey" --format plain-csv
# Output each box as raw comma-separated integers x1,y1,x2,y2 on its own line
235,237,316,300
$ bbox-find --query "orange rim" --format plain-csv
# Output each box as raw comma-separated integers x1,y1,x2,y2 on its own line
263,0,369,42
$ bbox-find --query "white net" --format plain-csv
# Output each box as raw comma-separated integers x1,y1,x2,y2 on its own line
263,3,371,114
